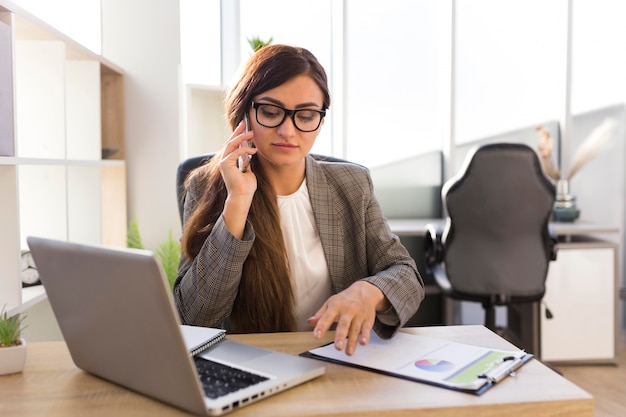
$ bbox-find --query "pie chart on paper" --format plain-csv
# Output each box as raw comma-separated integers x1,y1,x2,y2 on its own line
414,359,455,372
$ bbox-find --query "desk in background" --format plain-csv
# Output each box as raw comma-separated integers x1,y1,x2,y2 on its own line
388,218,620,364
386,218,619,238
0,326,593,417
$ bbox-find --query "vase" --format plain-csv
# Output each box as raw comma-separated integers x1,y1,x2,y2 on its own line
553,179,580,222
0,338,27,375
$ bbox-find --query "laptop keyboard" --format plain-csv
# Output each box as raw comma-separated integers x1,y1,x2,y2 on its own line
193,356,269,399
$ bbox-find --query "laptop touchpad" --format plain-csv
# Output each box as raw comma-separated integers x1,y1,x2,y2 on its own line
202,340,272,364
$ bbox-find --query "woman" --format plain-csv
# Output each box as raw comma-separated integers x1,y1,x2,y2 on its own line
174,44,424,356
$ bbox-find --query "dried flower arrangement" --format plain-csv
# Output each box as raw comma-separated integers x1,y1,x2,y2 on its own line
536,118,618,221
536,118,618,182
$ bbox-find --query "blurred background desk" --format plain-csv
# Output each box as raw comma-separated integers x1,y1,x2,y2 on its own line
389,218,620,364
387,218,619,238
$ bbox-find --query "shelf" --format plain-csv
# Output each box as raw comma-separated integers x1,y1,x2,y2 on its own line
3,0,125,161
0,165,20,308
8,0,122,72
0,157,125,166
6,285,46,317
0,0,127,319
184,84,230,156
0,9,14,157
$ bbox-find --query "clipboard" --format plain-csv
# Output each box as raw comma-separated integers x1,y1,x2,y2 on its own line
300,331,533,395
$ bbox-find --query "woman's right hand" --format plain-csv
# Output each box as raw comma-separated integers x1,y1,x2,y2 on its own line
219,120,258,239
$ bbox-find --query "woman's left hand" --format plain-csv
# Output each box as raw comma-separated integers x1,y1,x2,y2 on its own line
307,281,390,356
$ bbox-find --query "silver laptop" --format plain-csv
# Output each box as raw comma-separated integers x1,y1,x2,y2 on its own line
27,236,325,416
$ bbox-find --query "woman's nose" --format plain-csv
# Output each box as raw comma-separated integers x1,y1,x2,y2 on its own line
276,115,298,137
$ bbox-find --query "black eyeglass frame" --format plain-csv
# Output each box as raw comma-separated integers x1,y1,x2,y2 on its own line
251,101,326,132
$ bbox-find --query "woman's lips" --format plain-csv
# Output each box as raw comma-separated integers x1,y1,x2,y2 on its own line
273,142,298,150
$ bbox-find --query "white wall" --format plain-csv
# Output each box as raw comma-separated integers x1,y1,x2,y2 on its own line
101,0,183,250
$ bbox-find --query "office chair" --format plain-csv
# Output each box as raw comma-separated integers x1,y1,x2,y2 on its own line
176,153,349,225
424,142,557,334
176,153,215,225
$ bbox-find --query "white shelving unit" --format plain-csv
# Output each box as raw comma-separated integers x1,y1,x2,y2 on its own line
184,84,230,157
0,0,127,322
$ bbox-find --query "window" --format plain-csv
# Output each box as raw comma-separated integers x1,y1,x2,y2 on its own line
455,0,567,145
571,0,626,114
344,0,448,167
180,0,221,86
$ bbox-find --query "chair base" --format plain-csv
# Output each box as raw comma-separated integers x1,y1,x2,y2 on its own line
441,298,543,355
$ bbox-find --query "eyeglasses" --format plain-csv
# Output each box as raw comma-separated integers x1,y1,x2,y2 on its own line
251,101,326,132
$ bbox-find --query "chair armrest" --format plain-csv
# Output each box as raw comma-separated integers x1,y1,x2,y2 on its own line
423,222,453,295
431,263,453,295
424,222,444,268
547,224,558,261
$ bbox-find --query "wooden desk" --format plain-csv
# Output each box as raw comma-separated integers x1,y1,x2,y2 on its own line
0,325,592,417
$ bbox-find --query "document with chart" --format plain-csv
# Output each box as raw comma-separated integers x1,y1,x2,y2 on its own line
302,330,532,395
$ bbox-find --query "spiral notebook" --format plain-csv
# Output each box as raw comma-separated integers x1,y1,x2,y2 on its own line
181,325,226,356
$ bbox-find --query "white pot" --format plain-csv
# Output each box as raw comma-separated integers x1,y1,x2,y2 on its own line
0,338,27,375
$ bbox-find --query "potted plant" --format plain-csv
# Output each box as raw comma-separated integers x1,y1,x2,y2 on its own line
127,219,181,290
247,36,273,53
0,305,27,375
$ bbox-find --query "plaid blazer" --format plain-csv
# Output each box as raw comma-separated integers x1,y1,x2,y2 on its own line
174,155,425,339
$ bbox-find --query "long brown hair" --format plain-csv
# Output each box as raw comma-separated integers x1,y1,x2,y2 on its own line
181,45,331,333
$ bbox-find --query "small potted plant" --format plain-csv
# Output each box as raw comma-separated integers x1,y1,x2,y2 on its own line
247,36,273,53
127,219,181,290
0,305,27,375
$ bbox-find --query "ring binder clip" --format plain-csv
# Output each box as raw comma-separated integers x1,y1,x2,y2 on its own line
478,355,524,383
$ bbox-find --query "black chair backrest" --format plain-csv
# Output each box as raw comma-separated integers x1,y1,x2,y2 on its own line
176,154,215,225
176,153,349,225
441,142,555,300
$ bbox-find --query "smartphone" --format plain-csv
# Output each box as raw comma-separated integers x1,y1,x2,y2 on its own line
238,115,252,173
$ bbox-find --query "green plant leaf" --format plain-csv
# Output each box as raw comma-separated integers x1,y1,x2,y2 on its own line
0,305,26,347
156,229,181,290
127,217,144,249
247,36,273,53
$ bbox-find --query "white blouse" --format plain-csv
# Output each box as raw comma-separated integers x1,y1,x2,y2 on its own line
277,180,333,331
